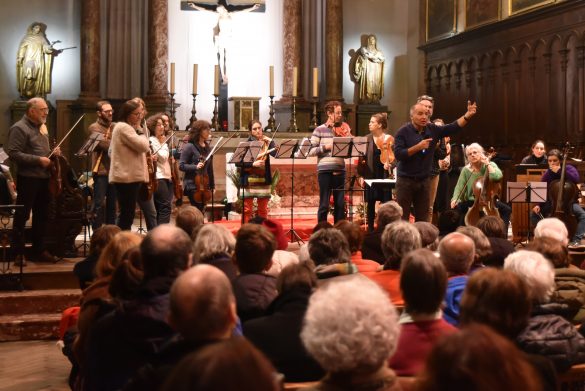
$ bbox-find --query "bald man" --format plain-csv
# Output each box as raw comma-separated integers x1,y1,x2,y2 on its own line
393,100,477,222
6,97,60,265
124,264,237,391
438,232,476,326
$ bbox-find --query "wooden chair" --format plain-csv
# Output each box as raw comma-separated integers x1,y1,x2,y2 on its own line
557,363,585,391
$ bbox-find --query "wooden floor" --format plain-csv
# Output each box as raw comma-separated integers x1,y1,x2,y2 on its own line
0,340,70,391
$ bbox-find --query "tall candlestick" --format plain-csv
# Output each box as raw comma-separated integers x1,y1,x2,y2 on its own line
192,64,198,94
214,65,220,95
292,67,298,97
269,65,274,97
312,67,318,98
170,62,175,94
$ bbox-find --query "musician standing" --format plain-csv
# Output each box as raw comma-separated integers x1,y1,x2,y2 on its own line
393,101,476,222
450,143,510,229
236,120,276,223
308,101,352,223
179,120,214,212
88,100,116,230
359,113,393,231
6,97,60,265
147,114,173,225
109,99,150,231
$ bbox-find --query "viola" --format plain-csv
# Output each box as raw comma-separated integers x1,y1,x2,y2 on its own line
550,143,578,239
375,134,395,166
193,156,212,204
464,149,501,226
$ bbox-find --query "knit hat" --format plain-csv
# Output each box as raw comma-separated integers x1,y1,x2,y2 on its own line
261,218,289,250
414,221,439,248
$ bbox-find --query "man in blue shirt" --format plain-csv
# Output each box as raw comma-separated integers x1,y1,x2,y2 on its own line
393,100,477,222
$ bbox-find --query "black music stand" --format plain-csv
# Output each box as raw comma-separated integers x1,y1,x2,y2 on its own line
276,138,310,244
507,181,547,243
331,136,368,221
364,179,397,231
229,141,258,226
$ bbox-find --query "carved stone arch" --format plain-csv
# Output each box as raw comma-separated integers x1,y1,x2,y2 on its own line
546,34,562,53
454,59,465,90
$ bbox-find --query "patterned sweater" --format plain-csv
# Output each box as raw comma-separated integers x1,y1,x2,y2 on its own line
308,123,351,172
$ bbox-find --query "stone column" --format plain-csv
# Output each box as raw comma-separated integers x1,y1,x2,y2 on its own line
145,0,169,107
78,0,100,101
325,0,343,101
282,0,302,99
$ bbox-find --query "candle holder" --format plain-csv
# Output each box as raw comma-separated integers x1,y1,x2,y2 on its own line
287,96,299,133
169,92,177,129
211,94,219,130
189,93,198,126
309,98,318,131
266,95,276,131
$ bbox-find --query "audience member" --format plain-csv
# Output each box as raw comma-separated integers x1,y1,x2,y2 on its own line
307,227,355,281
298,221,332,263
437,232,475,326
73,225,121,289
535,217,569,246
505,250,585,371
335,220,380,272
174,205,204,239
244,262,324,382
301,277,401,390
363,220,421,306
362,200,403,264
476,215,515,267
437,209,460,237
389,249,456,376
124,264,237,390
414,221,440,251
455,226,490,272
417,325,543,391
192,224,237,281
251,218,299,277
232,224,278,322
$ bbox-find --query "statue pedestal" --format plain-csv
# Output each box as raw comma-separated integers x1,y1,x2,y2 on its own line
355,104,390,136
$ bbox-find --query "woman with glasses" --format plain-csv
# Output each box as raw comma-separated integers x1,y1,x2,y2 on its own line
109,99,150,230
147,114,173,225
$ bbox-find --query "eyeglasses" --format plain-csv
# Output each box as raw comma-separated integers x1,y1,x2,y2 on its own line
101,110,113,114
37,107,49,113
417,95,434,103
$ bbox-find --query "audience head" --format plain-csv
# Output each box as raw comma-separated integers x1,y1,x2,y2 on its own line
381,221,422,270
455,226,491,266
89,224,121,256
504,250,555,304
95,231,143,278
250,218,289,251
534,217,569,246
140,224,192,280
417,325,541,391
301,277,399,374
162,337,279,391
175,205,204,238
108,247,143,300
414,221,439,250
375,201,403,230
400,249,447,316
308,228,351,266
192,224,235,264
169,264,236,341
334,220,364,254
460,268,531,339
312,221,333,233
234,224,276,273
524,236,569,268
476,215,507,239
437,209,461,236
438,232,475,276
276,261,317,294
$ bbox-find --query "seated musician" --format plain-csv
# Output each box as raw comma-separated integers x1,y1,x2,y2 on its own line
450,143,511,230
235,120,276,223
521,139,547,165
532,149,585,250
359,113,394,232
179,120,214,212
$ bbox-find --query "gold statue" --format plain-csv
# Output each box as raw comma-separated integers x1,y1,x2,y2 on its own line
352,35,385,104
16,22,62,99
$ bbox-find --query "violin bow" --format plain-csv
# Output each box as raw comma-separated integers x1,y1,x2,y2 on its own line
151,131,176,156
48,114,85,158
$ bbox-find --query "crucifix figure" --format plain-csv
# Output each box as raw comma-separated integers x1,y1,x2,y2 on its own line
187,1,260,84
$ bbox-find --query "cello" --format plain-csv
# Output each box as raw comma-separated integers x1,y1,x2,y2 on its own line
549,143,578,239
464,148,501,226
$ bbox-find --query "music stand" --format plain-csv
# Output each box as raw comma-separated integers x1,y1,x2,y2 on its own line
364,179,397,231
331,136,368,221
229,141,257,226
507,181,547,243
276,138,310,244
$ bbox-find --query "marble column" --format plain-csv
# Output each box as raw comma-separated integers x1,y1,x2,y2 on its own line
78,0,100,101
282,0,302,99
145,0,169,107
325,0,343,101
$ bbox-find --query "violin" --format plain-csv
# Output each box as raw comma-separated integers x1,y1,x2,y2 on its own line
193,155,212,204
169,135,183,201
464,148,502,226
140,120,158,201
375,134,395,166
92,123,112,176
550,143,578,239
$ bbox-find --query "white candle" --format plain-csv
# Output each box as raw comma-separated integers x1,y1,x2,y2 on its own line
170,62,175,94
192,64,198,94
269,65,274,97
312,67,318,98
214,65,219,95
292,66,298,97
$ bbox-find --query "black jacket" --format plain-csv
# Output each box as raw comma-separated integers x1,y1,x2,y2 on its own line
233,273,278,322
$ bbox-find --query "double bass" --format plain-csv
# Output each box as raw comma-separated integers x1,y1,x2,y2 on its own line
464,149,501,226
550,143,578,239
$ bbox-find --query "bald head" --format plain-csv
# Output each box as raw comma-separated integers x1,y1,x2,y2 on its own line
140,224,192,279
438,232,476,275
169,264,236,341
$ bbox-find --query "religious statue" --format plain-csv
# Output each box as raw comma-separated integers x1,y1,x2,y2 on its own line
16,22,62,99
187,1,260,84
352,34,385,104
